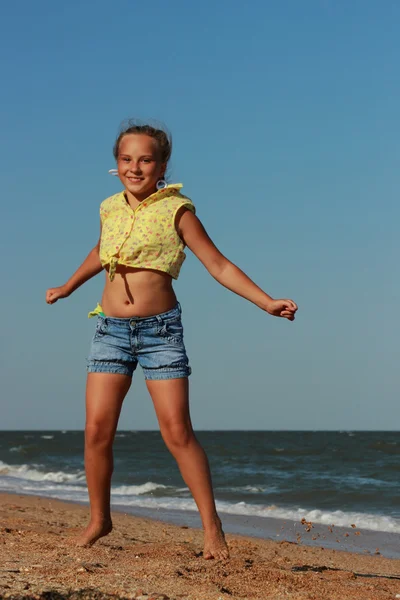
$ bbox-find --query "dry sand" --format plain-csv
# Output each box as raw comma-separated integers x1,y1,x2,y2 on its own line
1,493,400,599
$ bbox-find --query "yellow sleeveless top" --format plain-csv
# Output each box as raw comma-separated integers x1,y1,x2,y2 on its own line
99,184,195,281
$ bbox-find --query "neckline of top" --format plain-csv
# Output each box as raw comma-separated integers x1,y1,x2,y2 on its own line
120,183,183,212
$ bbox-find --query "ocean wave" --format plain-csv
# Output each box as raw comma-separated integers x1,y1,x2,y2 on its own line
0,460,85,483
113,482,167,495
216,503,400,533
108,498,400,533
0,479,87,494
215,484,275,494
368,440,400,454
297,472,397,489
1,461,399,535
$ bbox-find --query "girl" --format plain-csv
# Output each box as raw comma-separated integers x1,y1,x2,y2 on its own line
46,122,298,561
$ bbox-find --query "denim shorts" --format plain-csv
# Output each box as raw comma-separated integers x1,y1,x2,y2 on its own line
87,304,191,380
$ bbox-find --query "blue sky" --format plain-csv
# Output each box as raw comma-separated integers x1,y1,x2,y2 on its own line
1,0,399,430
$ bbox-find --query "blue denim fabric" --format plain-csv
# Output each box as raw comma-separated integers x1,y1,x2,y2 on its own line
87,304,191,380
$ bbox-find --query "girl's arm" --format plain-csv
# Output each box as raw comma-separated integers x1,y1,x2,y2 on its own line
46,228,103,305
177,210,297,320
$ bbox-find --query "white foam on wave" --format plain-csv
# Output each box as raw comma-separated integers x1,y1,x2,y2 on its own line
0,460,85,483
112,495,198,512
1,459,399,535
0,477,89,503
9,446,25,453
106,497,400,534
305,473,397,489
215,484,274,494
109,498,400,534
1,470,399,535
41,435,54,440
113,482,167,495
217,503,400,534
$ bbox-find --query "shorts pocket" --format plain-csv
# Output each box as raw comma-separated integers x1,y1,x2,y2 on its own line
94,317,107,339
159,318,184,345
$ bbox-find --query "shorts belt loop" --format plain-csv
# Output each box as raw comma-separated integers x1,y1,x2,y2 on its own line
177,301,182,314
156,315,163,325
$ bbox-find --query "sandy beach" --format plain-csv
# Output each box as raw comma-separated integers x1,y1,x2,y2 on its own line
1,493,400,599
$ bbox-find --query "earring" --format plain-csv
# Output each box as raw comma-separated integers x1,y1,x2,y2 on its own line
156,179,167,190
108,169,118,176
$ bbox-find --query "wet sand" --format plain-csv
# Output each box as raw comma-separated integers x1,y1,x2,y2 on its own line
1,493,400,599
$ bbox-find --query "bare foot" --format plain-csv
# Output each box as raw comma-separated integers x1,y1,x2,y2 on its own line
75,519,112,547
203,519,229,560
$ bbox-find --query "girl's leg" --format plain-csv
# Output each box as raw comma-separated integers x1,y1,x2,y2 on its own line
77,372,131,547
146,378,229,560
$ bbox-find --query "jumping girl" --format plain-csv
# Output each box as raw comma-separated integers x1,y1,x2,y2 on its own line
46,122,298,560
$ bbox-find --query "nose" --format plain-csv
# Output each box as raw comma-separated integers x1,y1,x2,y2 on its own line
128,161,142,174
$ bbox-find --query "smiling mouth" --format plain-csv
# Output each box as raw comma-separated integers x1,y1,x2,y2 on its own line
127,177,144,184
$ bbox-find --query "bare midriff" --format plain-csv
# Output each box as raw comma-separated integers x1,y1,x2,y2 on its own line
100,265,178,318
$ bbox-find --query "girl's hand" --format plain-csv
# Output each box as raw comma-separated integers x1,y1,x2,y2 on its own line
265,299,298,321
46,285,70,305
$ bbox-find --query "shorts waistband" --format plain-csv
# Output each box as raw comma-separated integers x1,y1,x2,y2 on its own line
91,303,182,327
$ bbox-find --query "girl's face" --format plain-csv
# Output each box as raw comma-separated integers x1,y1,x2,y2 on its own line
117,134,165,201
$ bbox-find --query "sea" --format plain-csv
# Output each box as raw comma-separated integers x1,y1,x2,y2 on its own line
1,430,400,558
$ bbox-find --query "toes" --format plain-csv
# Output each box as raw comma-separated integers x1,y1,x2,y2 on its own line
203,547,230,561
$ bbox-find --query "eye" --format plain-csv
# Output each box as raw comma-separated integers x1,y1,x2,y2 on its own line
122,157,130,162
142,158,152,163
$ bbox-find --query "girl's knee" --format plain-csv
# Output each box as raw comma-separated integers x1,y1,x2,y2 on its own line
85,422,114,449
161,421,194,451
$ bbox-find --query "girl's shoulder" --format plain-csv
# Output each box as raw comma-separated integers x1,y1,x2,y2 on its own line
99,192,125,219
166,190,195,214
100,192,124,210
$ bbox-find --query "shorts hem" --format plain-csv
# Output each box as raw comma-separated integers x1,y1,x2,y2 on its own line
87,362,134,376
143,369,191,381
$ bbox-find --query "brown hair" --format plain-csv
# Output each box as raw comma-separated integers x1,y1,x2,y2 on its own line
113,120,172,167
